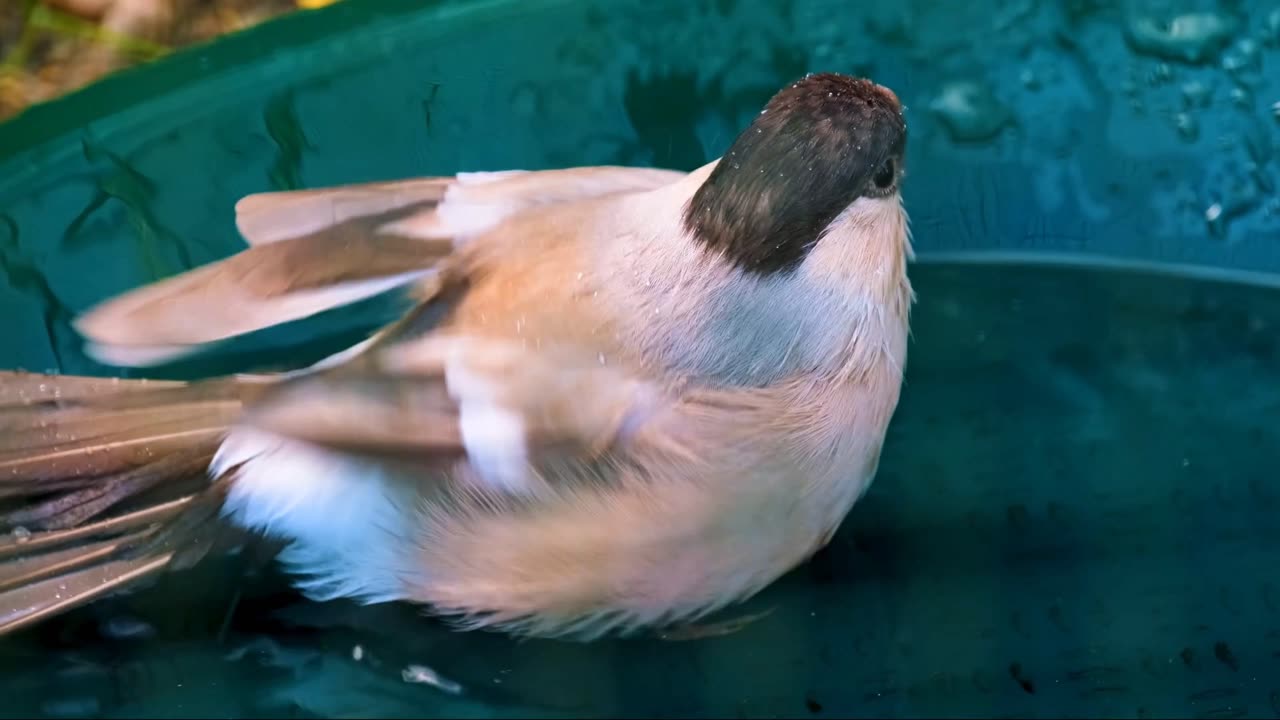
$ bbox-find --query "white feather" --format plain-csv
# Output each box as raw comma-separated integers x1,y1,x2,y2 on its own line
83,341,203,368
374,176,528,242
259,270,436,323
215,428,417,603
79,270,434,368
454,170,529,185
383,336,538,494
234,178,453,246
456,403,529,494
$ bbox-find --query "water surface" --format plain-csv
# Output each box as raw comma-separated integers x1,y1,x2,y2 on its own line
3,259,1279,719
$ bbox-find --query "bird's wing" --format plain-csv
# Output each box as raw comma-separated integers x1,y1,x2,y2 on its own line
233,332,688,493
74,166,686,368
222,331,800,641
233,166,684,247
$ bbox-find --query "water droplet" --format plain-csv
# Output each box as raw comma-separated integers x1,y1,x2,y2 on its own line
1206,201,1233,238
509,83,541,118
1148,63,1174,86
1271,100,1280,123
1126,11,1238,64
10,527,31,543
1181,81,1211,109
1222,38,1263,75
928,80,1012,143
1174,113,1199,141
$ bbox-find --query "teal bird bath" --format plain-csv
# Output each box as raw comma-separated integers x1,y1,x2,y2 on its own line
1,0,1278,716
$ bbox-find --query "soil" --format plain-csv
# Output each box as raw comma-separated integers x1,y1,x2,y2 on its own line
0,0,320,121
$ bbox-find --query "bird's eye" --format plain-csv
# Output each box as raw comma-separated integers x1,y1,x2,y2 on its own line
872,158,896,190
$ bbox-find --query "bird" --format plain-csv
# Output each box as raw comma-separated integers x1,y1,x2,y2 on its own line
0,72,913,641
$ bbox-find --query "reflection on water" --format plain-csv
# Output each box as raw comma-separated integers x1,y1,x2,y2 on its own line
3,261,1280,718
0,0,1279,716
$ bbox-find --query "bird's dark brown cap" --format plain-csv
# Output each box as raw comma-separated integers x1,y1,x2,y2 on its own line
683,73,907,275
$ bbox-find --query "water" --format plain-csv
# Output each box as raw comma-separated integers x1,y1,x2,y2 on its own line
1,0,1279,716
2,259,1280,718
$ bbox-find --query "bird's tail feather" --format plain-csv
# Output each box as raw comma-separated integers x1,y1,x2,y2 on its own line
0,370,250,636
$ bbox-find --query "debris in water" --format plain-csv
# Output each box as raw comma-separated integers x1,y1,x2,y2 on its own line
402,664,464,695
100,615,156,640
225,637,321,670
